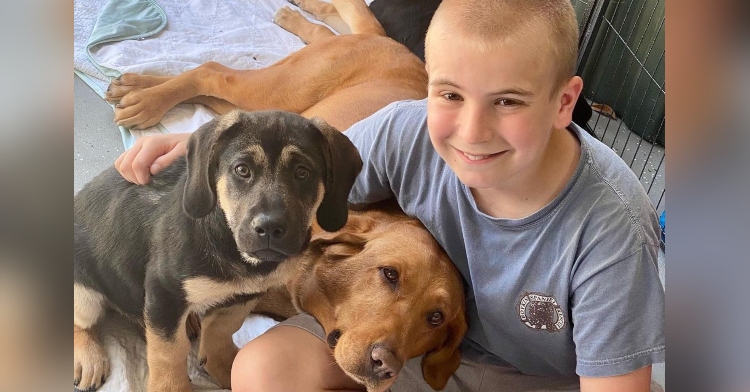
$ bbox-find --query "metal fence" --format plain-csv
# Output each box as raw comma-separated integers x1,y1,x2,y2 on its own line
571,0,665,215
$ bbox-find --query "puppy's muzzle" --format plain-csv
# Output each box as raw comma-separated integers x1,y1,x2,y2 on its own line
252,213,287,242
239,211,308,262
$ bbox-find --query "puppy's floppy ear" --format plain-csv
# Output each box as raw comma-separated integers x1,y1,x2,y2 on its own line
183,112,243,219
310,117,363,232
421,308,468,390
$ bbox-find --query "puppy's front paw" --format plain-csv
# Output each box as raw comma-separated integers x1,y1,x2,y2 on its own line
74,332,110,392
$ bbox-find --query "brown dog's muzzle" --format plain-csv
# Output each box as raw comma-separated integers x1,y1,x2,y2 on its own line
330,328,407,391
368,344,402,382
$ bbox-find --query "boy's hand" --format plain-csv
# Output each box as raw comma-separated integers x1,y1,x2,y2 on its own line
115,133,190,185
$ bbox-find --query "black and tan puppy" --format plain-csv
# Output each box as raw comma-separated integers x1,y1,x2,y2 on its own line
73,110,362,392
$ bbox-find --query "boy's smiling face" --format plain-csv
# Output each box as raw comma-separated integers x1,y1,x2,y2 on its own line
425,28,578,194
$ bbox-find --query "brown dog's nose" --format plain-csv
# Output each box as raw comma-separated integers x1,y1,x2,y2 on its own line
252,213,287,239
370,345,401,381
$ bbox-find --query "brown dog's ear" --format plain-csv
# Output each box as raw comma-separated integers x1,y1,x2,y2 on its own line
310,117,363,232
183,113,243,219
309,231,368,262
421,309,468,390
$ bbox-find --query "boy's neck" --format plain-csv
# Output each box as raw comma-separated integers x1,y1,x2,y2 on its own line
470,126,581,220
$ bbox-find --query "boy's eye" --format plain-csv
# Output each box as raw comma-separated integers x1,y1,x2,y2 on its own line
442,92,462,101
495,98,522,107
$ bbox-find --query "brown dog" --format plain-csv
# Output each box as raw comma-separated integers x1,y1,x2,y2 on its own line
104,0,427,133
255,202,467,392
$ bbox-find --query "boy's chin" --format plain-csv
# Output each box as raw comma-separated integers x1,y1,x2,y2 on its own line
456,174,500,191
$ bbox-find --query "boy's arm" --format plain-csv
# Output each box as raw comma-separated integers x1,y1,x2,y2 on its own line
115,133,190,184
580,365,652,392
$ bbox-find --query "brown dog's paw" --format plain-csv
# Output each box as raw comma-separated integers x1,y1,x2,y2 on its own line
104,73,169,104
74,335,110,392
273,7,307,32
112,89,172,130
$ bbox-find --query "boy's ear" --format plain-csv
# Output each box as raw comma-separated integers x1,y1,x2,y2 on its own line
554,76,584,130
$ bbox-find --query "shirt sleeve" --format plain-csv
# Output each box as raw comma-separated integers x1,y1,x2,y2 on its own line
342,100,428,208
571,242,666,377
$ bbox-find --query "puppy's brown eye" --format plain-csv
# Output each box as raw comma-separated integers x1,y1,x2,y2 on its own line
295,166,310,180
235,164,251,178
428,311,444,326
382,267,399,283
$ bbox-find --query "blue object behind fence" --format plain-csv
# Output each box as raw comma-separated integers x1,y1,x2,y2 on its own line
659,211,665,244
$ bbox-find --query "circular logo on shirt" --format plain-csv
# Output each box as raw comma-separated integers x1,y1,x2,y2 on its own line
518,292,565,332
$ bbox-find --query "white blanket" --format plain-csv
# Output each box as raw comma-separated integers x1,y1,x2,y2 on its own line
74,0,308,149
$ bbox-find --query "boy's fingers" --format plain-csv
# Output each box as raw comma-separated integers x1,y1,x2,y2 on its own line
131,141,170,185
115,143,144,184
150,143,186,176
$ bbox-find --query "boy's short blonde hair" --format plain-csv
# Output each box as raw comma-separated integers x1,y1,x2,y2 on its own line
425,0,580,94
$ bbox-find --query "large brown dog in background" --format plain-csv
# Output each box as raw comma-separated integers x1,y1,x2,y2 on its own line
105,0,427,132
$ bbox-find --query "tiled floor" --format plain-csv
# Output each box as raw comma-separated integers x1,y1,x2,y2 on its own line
74,75,123,193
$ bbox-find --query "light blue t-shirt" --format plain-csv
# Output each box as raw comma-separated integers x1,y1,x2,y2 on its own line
343,99,665,378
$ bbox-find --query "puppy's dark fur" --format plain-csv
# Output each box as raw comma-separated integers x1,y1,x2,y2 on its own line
73,110,361,392
368,0,593,128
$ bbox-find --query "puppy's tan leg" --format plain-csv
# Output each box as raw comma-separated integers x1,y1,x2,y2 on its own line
145,315,192,392
198,300,258,389
74,284,110,391
290,0,351,35
274,7,337,44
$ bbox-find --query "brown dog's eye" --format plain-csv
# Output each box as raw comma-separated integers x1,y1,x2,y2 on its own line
428,311,444,326
235,164,251,178
295,166,310,180
382,267,399,283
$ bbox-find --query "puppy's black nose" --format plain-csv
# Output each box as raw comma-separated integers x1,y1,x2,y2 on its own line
370,345,401,380
252,213,287,239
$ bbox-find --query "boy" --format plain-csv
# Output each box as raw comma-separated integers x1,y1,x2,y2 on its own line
118,0,665,390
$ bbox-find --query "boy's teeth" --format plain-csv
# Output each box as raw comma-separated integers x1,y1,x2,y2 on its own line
463,152,489,161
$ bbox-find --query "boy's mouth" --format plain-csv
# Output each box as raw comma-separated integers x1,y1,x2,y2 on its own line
455,148,503,162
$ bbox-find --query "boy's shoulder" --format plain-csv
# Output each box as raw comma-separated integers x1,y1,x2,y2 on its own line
383,98,428,119
571,124,660,245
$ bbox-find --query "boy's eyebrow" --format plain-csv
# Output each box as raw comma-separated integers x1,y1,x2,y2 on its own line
429,79,534,96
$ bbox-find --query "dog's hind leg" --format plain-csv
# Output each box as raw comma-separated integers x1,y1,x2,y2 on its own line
198,299,259,389
288,0,352,35
274,7,337,44
74,284,110,391
332,0,386,37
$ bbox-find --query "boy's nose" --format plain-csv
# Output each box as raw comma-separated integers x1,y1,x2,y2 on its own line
458,103,495,144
